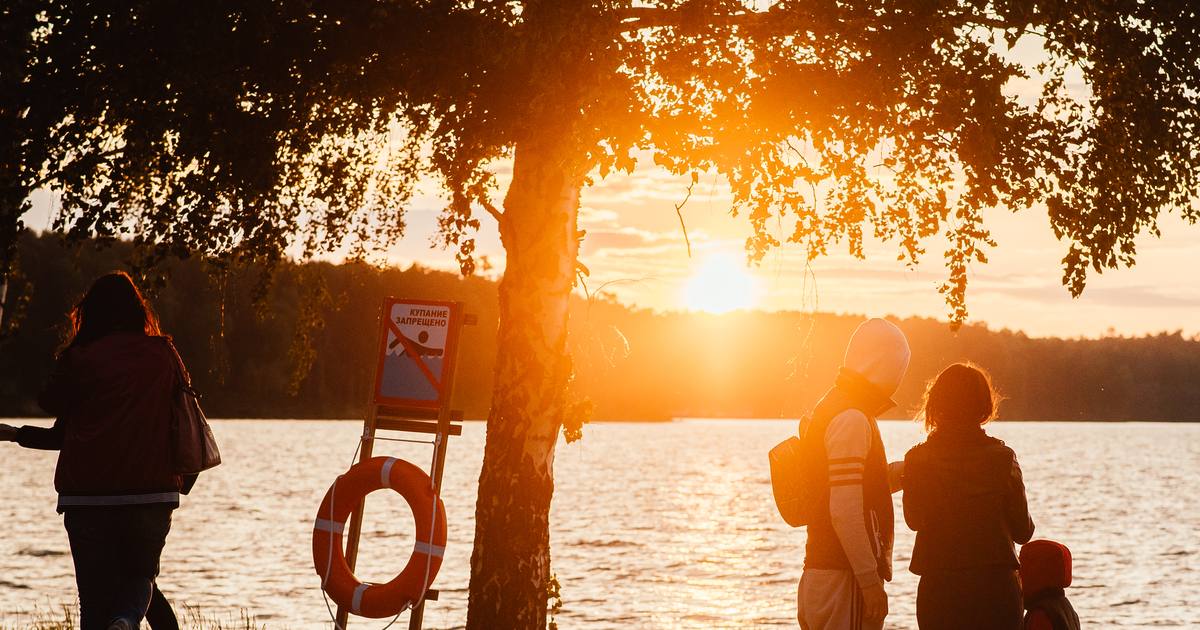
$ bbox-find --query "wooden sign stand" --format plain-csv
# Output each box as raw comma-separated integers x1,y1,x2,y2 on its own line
335,299,477,630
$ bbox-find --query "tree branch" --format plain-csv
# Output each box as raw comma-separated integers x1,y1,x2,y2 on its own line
27,148,126,190
482,200,503,224
615,6,771,32
675,181,694,258
614,5,1014,35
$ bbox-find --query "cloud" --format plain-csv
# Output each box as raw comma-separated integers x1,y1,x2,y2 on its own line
989,284,1200,309
580,228,696,255
586,160,735,205
578,206,621,227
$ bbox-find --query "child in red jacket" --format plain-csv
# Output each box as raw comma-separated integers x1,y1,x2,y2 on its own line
1019,540,1081,630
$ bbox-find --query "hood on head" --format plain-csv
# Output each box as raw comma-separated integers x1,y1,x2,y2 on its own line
843,318,911,397
1020,539,1073,597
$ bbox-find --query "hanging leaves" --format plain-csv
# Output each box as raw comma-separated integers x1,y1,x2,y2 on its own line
5,0,1198,329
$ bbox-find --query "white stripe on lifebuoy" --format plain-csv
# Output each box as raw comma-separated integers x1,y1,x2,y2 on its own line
352,582,369,616
312,456,448,619
381,457,397,487
414,541,446,558
315,518,345,534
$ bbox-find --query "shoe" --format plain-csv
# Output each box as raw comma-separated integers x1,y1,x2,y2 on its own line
107,617,137,630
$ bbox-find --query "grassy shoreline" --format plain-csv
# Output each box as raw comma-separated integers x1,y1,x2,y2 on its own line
2,605,273,630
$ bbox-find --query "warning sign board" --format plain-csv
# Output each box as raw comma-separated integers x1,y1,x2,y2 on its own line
373,299,460,409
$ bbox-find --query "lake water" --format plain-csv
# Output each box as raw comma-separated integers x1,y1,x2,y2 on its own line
3,419,1199,629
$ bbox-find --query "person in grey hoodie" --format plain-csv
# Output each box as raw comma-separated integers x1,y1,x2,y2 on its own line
797,318,910,630
903,363,1035,630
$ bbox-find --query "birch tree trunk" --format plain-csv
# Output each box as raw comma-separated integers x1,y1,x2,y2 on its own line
466,136,581,629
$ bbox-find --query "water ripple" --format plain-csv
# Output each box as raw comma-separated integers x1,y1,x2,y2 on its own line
3,419,1200,628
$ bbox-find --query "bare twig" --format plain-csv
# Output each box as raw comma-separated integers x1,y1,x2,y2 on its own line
675,180,694,258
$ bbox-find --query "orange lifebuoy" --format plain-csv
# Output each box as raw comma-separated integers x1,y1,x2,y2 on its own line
312,456,447,619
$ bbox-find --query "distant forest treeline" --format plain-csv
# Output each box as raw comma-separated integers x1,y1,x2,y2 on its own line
5,231,1200,422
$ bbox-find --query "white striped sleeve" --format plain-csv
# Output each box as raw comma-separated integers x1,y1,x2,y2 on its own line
824,409,881,587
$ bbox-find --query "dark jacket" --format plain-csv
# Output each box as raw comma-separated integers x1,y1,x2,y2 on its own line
1023,589,1080,630
802,370,896,582
903,427,1035,574
23,331,181,509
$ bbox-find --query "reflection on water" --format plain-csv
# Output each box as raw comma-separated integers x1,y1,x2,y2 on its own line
3,419,1199,629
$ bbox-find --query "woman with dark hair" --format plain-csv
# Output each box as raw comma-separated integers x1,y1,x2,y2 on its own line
0,272,184,630
901,363,1035,630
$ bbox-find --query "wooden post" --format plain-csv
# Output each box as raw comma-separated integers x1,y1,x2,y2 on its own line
335,299,390,630
408,304,471,630
333,408,377,630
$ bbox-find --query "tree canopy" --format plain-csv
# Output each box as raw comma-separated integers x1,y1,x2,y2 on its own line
5,1,1199,325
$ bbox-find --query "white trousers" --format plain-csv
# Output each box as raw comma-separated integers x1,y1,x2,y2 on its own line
797,569,884,630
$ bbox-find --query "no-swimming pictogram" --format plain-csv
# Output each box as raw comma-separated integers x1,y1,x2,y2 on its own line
374,299,458,408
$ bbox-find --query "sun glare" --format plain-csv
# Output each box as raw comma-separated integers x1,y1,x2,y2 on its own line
684,254,758,314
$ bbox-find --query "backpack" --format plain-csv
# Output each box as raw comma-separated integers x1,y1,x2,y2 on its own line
770,370,894,528
769,415,817,527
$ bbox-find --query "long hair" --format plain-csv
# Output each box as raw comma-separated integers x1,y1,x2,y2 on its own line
61,272,161,354
917,363,999,433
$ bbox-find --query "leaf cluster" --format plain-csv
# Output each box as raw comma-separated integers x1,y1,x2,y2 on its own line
6,0,435,270
6,0,1199,328
621,0,1199,327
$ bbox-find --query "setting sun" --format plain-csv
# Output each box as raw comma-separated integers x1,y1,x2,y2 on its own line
683,253,758,313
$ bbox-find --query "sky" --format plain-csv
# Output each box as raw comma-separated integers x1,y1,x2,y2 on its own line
32,161,1200,340
21,37,1200,341
385,165,1200,340
405,33,1200,340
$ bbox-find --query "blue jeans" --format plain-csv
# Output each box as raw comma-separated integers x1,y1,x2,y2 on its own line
63,505,174,630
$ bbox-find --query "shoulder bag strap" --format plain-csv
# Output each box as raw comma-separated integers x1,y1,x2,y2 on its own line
159,336,191,389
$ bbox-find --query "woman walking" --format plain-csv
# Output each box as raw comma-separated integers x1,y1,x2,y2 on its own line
902,363,1035,630
0,272,184,630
